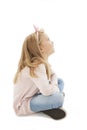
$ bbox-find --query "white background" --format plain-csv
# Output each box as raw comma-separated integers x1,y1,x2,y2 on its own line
0,0,87,130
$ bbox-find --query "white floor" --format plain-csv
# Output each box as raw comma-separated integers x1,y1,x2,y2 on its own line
0,0,87,130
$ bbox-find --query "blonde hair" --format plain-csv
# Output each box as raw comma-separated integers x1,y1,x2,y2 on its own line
14,30,51,83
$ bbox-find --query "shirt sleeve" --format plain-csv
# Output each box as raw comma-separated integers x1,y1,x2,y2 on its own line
29,64,59,96
50,71,58,86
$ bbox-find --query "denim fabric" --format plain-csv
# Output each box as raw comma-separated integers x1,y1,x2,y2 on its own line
58,78,64,92
30,78,64,112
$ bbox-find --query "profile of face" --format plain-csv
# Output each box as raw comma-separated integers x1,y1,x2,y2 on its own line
39,33,55,58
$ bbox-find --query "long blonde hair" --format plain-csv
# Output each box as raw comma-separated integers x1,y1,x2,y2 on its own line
14,30,51,83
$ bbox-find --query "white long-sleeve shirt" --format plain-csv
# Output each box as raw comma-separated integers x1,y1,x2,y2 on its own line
13,64,59,116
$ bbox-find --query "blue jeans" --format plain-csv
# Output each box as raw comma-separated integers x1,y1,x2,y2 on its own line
30,79,64,112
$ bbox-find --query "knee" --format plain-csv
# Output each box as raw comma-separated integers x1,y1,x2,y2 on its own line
58,78,64,86
58,94,64,107
51,93,64,108
56,93,64,107
58,78,64,92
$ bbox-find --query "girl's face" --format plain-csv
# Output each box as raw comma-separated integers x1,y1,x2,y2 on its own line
39,33,55,57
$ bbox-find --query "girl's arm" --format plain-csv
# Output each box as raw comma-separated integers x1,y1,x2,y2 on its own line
50,73,58,86
50,68,58,86
29,64,59,96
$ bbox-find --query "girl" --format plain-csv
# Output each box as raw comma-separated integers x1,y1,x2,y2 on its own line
13,26,64,116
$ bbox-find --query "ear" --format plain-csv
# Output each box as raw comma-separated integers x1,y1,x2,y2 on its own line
40,48,45,53
39,45,45,53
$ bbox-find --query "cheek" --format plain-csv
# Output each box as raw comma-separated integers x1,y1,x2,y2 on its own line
45,44,50,51
45,46,52,54
42,42,52,52
48,44,52,50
